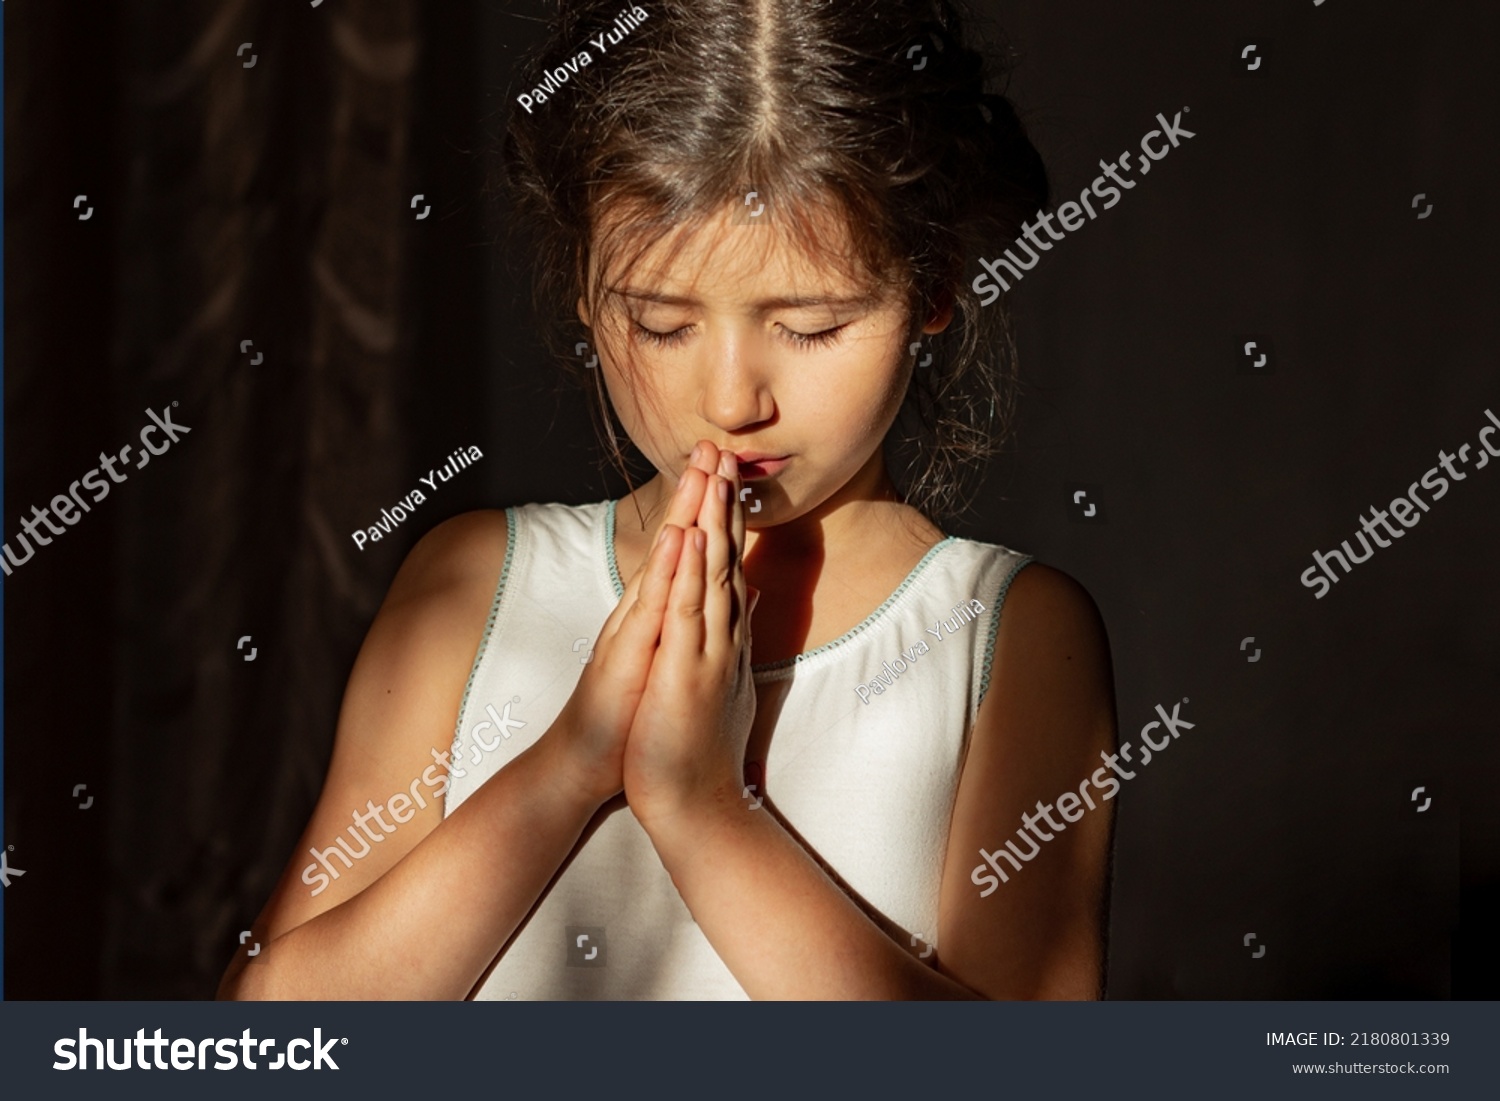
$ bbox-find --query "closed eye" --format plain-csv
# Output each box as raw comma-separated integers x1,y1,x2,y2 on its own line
781,323,848,349
631,321,850,350
632,322,693,348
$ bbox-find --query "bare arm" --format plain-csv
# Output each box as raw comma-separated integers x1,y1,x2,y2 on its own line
220,452,722,1001
223,736,603,1001
217,511,605,1000
935,563,1117,999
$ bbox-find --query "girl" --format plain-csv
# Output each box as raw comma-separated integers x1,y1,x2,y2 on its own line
219,0,1116,1001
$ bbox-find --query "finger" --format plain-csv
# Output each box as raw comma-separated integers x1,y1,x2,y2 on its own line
661,524,707,661
736,585,757,680
602,535,653,640
699,472,733,650
667,465,709,531
611,524,682,676
691,439,721,474
611,445,717,642
740,597,755,676
613,459,711,617
736,587,756,705
670,441,720,526
697,461,728,534
729,454,746,576
718,452,749,644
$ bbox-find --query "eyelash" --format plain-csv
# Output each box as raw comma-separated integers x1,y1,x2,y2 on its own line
631,322,847,350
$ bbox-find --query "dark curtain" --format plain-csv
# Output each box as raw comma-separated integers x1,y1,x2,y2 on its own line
5,0,508,998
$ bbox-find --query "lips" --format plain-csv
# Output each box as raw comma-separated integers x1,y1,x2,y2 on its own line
736,455,789,479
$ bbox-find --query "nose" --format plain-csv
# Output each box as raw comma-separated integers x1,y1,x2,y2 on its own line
695,330,774,431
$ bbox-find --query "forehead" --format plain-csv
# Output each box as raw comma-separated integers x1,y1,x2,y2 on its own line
595,198,879,305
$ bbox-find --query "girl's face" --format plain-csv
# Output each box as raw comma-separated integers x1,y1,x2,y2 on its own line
582,201,949,528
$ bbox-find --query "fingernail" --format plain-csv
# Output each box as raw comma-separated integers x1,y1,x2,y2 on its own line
717,477,728,503
750,588,761,615
657,526,671,547
719,451,735,477
694,529,706,552
690,442,703,463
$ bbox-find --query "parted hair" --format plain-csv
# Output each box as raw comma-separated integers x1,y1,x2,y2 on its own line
501,0,1050,523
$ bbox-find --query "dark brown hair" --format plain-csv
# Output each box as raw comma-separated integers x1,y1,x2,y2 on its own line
501,0,1049,523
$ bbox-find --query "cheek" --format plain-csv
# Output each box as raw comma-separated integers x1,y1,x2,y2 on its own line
868,330,915,418
803,336,909,434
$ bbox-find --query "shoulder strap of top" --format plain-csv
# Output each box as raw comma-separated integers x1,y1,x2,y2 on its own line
973,551,1036,714
453,505,521,744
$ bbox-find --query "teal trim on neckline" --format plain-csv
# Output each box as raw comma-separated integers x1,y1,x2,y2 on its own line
606,496,625,599
753,535,956,674
976,554,1035,710
454,507,518,742
605,497,955,675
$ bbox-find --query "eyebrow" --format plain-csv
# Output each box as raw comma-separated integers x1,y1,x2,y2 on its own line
610,288,878,310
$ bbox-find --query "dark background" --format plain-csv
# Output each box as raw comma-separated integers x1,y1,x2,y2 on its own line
4,0,1496,999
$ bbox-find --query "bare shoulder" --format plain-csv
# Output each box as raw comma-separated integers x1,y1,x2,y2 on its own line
383,508,509,612
985,560,1115,748
326,505,513,788
995,562,1111,668
352,508,513,720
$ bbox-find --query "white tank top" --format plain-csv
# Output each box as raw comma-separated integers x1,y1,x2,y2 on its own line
444,498,1032,999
